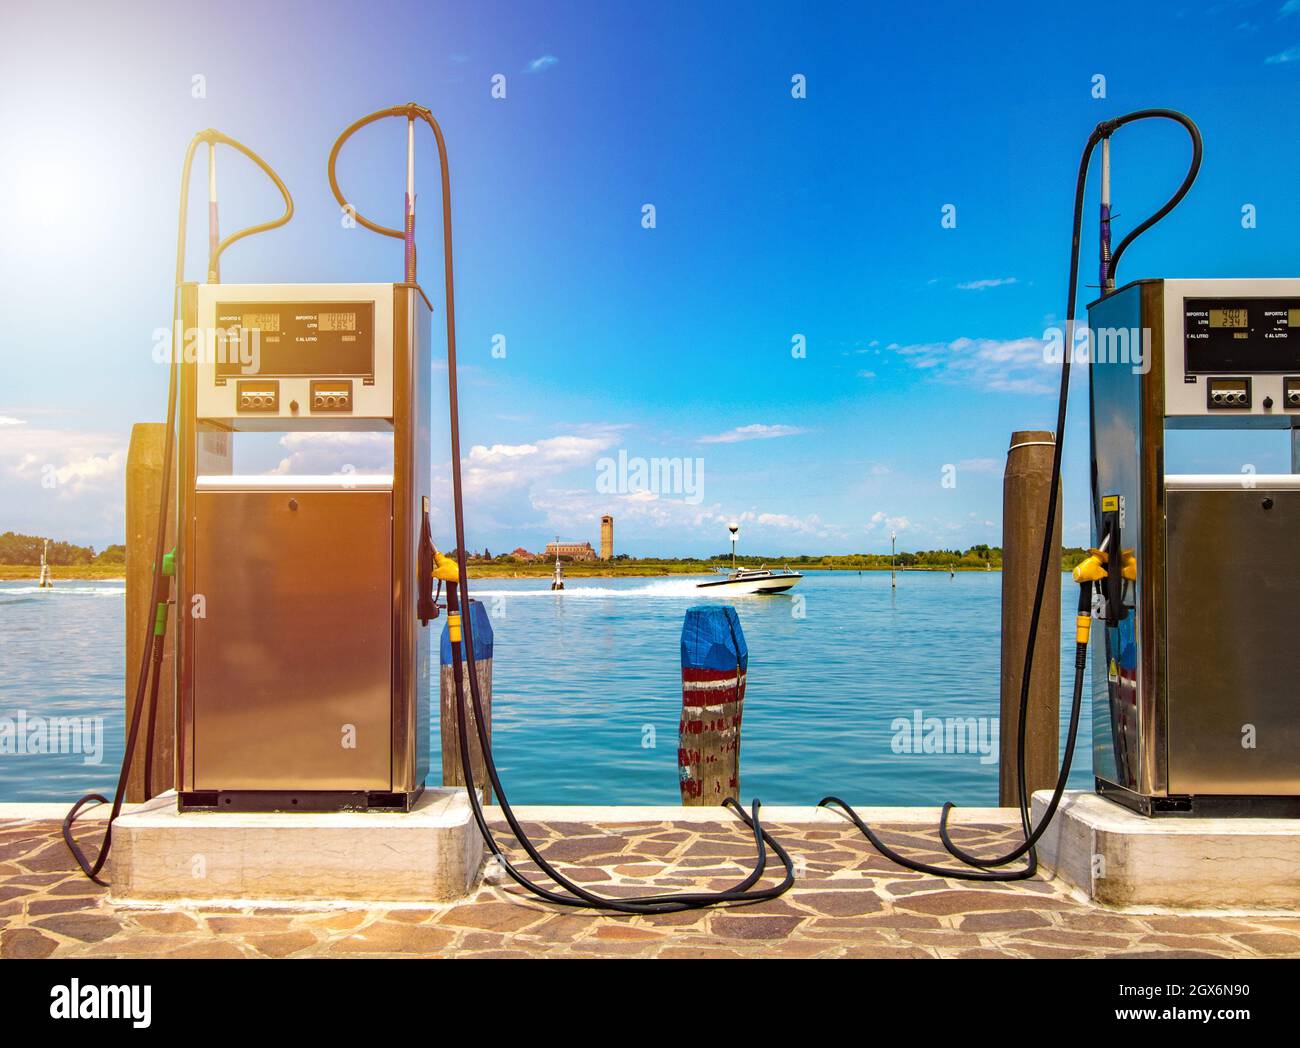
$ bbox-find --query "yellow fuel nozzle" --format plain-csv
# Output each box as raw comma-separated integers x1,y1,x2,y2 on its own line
432,548,460,584
1072,549,1109,585
1119,548,1137,582
1072,549,1109,646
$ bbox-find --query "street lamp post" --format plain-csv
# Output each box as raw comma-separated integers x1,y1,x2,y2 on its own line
891,529,896,589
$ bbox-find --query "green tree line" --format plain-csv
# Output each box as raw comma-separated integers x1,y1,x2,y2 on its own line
0,532,125,565
484,544,1091,571
698,545,1090,571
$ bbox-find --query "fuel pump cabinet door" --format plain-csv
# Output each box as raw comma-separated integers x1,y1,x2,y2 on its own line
191,490,393,791
1165,485,1300,795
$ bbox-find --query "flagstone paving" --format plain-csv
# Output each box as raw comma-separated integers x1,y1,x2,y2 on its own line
3,814,1300,959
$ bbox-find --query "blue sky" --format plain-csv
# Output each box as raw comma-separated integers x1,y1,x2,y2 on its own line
5,0,1300,556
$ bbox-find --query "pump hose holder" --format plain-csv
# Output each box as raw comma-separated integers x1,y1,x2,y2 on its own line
195,128,295,282
417,501,439,625
327,103,442,284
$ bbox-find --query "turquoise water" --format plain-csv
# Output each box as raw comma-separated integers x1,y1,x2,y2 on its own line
0,573,1091,805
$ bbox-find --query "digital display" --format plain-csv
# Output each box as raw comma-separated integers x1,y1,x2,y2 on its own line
215,301,374,379
318,312,356,332
241,312,281,332
1209,308,1248,329
1185,297,1300,373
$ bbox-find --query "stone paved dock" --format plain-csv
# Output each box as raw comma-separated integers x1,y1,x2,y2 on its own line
4,810,1300,959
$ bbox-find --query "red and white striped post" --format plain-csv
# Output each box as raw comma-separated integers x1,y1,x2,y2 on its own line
678,606,748,805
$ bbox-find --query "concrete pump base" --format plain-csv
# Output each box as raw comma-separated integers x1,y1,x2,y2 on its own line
1033,790,1300,912
108,788,483,906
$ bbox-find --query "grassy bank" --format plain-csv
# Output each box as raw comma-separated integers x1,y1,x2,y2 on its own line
468,559,1003,578
1,547,1089,582
0,563,126,581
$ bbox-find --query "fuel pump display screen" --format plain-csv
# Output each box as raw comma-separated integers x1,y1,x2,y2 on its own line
1184,298,1300,372
1208,308,1248,329
214,302,375,379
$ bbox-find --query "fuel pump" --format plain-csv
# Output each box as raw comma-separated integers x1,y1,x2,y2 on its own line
65,104,794,911
1090,276,1300,816
819,109,1209,880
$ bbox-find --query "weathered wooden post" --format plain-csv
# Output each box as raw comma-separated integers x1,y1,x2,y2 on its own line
999,430,1061,806
441,599,493,802
678,606,747,805
124,423,175,802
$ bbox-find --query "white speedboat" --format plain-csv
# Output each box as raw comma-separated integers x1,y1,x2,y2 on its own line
695,566,802,595
697,522,801,594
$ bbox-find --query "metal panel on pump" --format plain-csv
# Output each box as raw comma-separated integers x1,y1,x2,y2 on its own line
176,281,433,811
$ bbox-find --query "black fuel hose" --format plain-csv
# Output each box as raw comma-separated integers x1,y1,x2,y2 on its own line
331,103,795,912
63,131,293,885
820,109,1202,881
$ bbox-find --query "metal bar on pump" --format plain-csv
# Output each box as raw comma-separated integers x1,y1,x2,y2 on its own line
1099,135,1112,292
207,142,220,283
405,115,416,284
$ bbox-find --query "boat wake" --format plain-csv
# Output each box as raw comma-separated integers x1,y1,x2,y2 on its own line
468,578,709,599
0,586,126,597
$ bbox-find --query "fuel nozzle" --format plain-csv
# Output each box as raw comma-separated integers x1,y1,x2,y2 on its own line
431,546,460,584
1072,551,1107,646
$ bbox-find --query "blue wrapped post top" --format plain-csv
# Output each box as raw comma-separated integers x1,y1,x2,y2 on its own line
440,599,494,665
680,605,747,671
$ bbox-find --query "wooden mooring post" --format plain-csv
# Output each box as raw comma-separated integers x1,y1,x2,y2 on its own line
678,606,747,805
440,599,493,803
124,423,175,802
999,430,1062,806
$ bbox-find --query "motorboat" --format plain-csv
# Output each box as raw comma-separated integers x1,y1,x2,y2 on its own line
695,565,802,595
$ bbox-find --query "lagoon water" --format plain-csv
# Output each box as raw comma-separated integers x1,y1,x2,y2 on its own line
0,572,1091,805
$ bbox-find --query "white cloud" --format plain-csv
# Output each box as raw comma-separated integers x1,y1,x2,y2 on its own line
747,511,826,535
0,426,128,545
697,423,807,444
957,277,1018,291
269,431,393,475
889,335,1055,395
0,416,26,426
2,427,125,496
459,431,620,499
534,434,612,463
525,55,558,73
868,510,910,533
1266,44,1300,62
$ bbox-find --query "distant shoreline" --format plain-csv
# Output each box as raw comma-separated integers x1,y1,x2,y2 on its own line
456,563,1011,578
0,562,1014,583
0,564,125,582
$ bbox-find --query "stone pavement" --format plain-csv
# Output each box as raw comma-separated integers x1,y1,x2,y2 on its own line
4,813,1300,959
